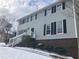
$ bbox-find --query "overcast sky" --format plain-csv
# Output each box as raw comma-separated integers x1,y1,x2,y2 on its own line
0,0,57,31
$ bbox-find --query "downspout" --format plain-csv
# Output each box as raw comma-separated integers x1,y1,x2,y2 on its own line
72,0,77,38
72,0,78,59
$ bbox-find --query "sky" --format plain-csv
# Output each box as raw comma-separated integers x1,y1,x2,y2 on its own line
0,0,57,31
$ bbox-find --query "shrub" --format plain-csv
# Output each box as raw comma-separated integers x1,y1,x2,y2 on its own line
54,46,67,55
42,45,54,52
4,39,9,44
17,35,37,47
36,43,54,52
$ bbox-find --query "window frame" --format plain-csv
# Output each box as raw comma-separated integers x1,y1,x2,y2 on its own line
51,5,56,13
35,14,37,20
46,24,51,35
27,17,29,22
30,16,33,21
56,20,63,34
62,2,65,10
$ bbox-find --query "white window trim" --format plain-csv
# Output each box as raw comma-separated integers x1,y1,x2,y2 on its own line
46,24,51,35
56,20,64,34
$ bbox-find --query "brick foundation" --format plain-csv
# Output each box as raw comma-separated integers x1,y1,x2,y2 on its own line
37,38,78,59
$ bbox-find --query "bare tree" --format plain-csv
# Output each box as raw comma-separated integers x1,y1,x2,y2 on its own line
4,23,12,44
0,16,12,44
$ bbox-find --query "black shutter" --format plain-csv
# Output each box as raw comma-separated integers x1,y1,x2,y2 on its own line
54,22,56,34
51,22,54,35
31,16,32,21
44,9,47,16
35,14,37,20
62,2,65,10
43,24,46,36
63,19,67,33
31,28,34,32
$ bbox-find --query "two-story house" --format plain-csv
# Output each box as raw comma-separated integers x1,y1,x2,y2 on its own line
9,0,79,58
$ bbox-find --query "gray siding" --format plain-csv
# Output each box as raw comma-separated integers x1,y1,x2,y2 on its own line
17,0,77,40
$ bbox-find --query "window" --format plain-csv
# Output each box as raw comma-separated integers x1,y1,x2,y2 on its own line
56,3,62,11
27,17,29,22
35,14,37,20
43,24,46,36
57,3,61,7
62,2,65,10
46,24,50,34
51,6,56,13
44,20,67,36
30,16,33,21
44,9,47,16
57,21,63,34
22,18,26,24
19,18,26,24
56,19,67,34
63,19,67,33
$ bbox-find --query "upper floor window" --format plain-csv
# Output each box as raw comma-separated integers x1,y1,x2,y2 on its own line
56,3,62,11
30,16,33,21
44,9,47,16
51,6,56,13
27,17,29,22
62,2,65,10
19,18,26,25
35,14,37,20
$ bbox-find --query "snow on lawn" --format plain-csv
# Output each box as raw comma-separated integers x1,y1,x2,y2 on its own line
0,47,53,59
15,47,74,59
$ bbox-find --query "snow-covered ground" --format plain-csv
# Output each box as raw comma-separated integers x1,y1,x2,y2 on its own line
0,47,53,59
15,47,74,59
0,44,74,59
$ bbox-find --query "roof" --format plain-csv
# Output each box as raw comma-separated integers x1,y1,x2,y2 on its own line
17,0,65,21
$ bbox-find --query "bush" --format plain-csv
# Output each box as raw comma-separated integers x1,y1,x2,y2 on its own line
4,39,9,44
17,35,37,47
36,44,67,55
44,45,54,52
36,43,54,52
54,46,67,55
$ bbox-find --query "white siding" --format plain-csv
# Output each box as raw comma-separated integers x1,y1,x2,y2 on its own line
75,0,79,38
17,0,77,40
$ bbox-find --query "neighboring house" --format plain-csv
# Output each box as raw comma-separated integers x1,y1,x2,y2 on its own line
9,0,79,58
